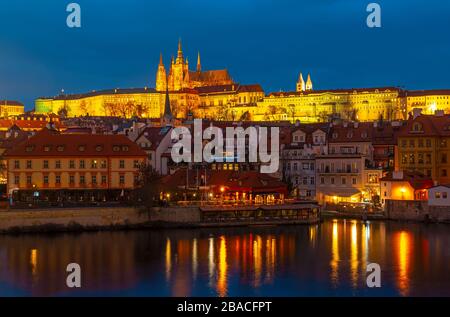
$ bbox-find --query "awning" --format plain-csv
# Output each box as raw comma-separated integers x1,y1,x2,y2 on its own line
319,188,361,197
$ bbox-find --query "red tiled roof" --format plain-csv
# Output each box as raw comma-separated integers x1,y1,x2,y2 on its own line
405,89,450,97
0,119,64,131
380,171,434,190
397,114,450,137
329,122,373,143
0,100,24,106
160,169,287,194
5,128,146,157
135,126,171,150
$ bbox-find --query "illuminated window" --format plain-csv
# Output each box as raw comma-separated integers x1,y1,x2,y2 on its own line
119,160,125,168
26,160,32,169
55,160,61,169
14,160,20,169
80,160,85,169
43,160,49,169
69,160,75,169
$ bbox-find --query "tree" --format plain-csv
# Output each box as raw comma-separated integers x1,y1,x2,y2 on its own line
133,163,162,210
288,104,296,122
268,105,277,120
57,106,68,118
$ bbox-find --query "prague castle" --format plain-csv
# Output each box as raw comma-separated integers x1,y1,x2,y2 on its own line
34,40,450,122
156,39,234,91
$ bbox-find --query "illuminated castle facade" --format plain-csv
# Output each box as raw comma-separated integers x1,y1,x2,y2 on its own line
34,41,450,123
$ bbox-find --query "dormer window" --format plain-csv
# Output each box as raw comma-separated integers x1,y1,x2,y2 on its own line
113,145,120,152
96,145,103,152
332,133,338,139
57,145,64,152
122,145,129,152
347,132,353,139
43,145,51,152
412,122,423,132
26,145,34,152
361,131,368,138
78,145,86,152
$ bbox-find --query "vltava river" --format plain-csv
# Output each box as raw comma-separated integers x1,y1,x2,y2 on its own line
0,219,448,296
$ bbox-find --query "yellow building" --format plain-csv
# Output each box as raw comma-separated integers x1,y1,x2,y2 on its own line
0,100,25,117
35,88,161,118
403,89,450,115
5,128,146,203
395,110,450,185
261,87,403,123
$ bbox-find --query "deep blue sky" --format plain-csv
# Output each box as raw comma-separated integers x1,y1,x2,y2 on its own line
0,0,449,109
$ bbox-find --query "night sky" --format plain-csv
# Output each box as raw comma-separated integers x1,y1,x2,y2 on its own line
0,0,449,109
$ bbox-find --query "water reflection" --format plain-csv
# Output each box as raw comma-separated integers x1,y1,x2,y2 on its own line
0,220,448,296
394,231,412,296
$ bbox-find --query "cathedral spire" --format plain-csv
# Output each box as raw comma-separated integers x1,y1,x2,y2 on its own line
176,38,183,64
163,79,173,126
296,72,305,92
306,73,313,91
155,53,167,92
196,52,201,72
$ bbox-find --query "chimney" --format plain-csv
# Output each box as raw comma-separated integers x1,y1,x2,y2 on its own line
393,170,404,180
435,110,444,117
412,108,422,120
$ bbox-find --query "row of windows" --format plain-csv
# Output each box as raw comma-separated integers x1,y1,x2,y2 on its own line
286,162,315,171
14,174,133,185
13,160,140,169
400,153,448,165
319,176,358,185
294,177,315,185
400,138,437,148
434,191,449,199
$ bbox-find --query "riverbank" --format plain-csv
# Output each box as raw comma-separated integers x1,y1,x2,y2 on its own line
0,204,320,234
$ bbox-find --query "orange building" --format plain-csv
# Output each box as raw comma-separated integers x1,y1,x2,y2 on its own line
5,128,146,204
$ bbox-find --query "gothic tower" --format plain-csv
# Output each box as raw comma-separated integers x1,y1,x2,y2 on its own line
196,52,201,72
169,39,188,91
155,53,167,92
306,73,313,91
162,80,173,126
296,72,305,92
